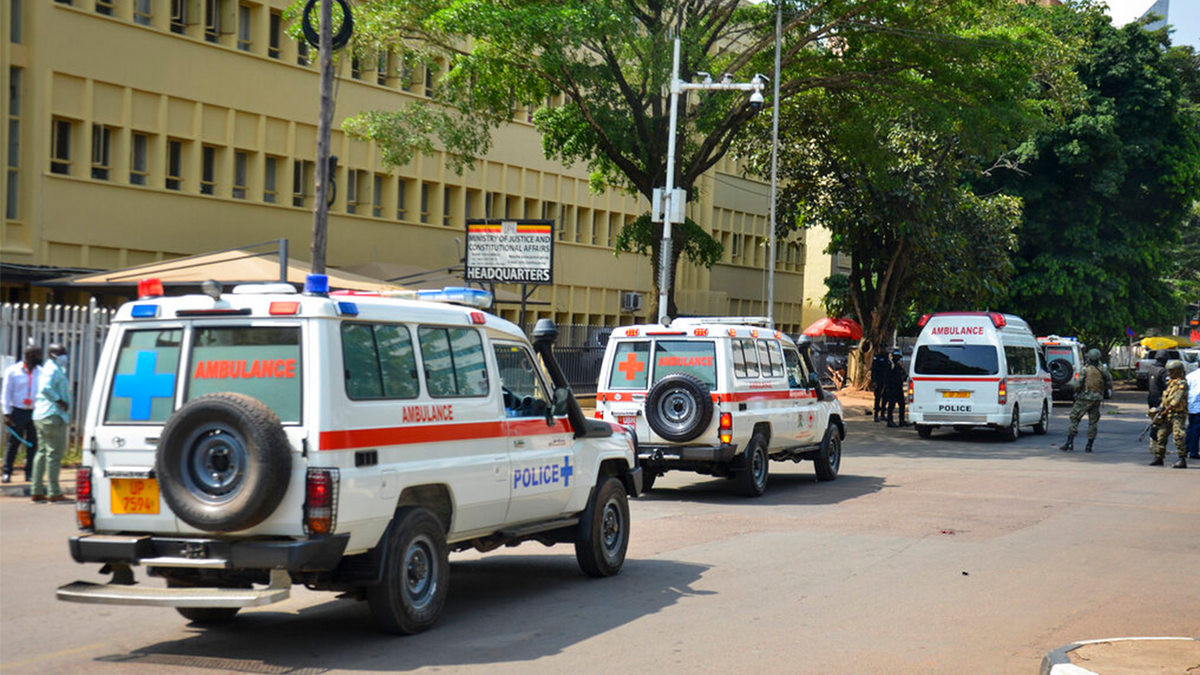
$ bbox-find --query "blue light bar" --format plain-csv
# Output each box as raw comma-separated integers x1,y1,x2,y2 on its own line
335,301,359,316
131,304,160,318
305,274,330,295
415,287,493,309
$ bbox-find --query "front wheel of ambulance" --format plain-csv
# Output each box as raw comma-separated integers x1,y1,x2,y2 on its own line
813,425,841,482
368,508,450,635
575,475,630,578
157,393,292,533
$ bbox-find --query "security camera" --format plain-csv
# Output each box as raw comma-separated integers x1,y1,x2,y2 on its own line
721,73,734,86
749,90,765,111
696,71,713,85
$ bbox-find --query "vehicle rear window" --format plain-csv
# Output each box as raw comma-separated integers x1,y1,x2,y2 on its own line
914,345,999,376
1044,347,1075,364
653,340,716,388
187,326,302,423
106,328,183,424
608,341,650,389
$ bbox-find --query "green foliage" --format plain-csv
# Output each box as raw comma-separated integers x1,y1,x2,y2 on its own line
821,274,853,319
997,10,1200,344
615,213,723,270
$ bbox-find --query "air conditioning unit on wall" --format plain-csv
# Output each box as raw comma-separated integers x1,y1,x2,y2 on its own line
621,292,643,313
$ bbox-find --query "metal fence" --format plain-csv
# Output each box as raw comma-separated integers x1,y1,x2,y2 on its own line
0,300,116,450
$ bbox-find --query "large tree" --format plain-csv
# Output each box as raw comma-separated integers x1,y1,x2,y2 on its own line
341,0,1064,320
996,11,1200,346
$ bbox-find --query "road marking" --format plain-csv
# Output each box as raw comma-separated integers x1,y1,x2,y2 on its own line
1,643,104,670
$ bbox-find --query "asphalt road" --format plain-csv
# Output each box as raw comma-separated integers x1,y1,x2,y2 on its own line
2,389,1197,675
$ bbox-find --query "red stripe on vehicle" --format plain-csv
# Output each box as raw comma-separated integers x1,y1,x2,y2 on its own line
319,418,569,451
911,376,1002,382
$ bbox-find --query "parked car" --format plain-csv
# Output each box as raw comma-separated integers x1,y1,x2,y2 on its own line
1136,349,1199,390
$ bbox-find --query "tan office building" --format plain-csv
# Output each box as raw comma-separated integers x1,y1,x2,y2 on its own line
2,0,829,333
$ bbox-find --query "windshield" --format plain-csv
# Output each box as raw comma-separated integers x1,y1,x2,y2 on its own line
914,345,999,376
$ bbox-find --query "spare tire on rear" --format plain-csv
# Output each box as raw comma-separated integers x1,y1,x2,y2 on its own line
1048,359,1073,385
156,393,292,533
645,374,714,443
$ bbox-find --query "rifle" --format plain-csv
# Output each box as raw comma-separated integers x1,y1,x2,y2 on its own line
1138,409,1165,443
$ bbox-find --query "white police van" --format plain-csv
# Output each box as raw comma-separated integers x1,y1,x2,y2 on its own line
595,318,845,497
57,276,640,634
909,312,1052,440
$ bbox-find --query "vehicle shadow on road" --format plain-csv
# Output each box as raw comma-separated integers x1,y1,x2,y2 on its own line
640,472,886,507
93,556,711,672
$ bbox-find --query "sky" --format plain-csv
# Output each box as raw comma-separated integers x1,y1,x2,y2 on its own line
1103,0,1156,25
1102,0,1200,48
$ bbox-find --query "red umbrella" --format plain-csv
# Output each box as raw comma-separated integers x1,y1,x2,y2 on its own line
802,317,863,341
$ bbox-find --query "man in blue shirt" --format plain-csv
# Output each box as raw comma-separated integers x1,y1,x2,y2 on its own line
1186,366,1200,460
31,344,71,502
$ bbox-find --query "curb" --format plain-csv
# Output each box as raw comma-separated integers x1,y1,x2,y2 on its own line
1041,637,1200,675
0,482,76,498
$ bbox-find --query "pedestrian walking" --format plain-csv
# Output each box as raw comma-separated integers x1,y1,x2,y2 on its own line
871,351,890,423
31,343,71,502
1062,348,1112,453
1,345,42,483
886,348,908,428
1185,365,1200,460
1148,359,1188,468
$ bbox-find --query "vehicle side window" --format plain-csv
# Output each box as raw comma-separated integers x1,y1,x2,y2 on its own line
760,340,784,377
737,339,760,378
731,339,747,377
1003,345,1038,376
418,326,489,398
105,328,183,423
1036,348,1048,373
341,323,420,400
783,348,809,389
608,341,650,389
492,343,551,418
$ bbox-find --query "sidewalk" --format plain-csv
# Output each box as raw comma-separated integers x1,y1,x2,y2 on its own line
1042,637,1200,674
0,473,77,498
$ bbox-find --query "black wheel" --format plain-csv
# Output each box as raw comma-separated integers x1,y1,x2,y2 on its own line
1033,401,1049,435
156,394,292,533
368,508,450,635
1048,359,1073,386
1001,405,1020,442
737,434,769,497
640,471,657,493
813,425,840,482
644,374,713,443
916,424,933,439
575,475,630,578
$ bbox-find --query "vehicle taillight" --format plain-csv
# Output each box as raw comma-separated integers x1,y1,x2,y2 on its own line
304,468,338,535
719,412,733,445
908,380,914,404
998,379,1008,405
594,411,603,419
76,467,93,531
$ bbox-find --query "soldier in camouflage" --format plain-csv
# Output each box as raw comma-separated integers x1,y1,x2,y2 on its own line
1149,359,1189,468
1063,349,1112,453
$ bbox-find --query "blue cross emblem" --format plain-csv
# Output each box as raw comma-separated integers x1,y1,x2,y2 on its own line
561,455,573,487
112,350,176,421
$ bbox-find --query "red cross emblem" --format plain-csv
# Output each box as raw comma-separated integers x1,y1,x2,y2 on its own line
617,352,645,381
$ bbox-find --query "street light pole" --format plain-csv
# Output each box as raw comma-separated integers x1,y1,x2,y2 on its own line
311,0,334,276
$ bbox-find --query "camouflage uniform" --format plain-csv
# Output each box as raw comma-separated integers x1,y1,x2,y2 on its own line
1063,352,1112,452
1150,371,1188,466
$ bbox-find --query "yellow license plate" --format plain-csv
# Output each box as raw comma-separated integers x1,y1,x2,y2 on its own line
942,391,971,398
110,478,160,515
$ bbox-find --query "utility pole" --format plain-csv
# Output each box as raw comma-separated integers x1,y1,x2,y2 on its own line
311,0,335,275
767,1,781,327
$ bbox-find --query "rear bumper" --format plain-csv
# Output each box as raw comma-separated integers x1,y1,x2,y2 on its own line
68,533,350,572
910,412,1008,427
638,443,737,468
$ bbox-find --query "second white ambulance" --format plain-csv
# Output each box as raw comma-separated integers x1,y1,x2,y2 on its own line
908,312,1052,440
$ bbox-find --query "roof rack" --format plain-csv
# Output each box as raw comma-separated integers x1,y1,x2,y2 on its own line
671,316,773,328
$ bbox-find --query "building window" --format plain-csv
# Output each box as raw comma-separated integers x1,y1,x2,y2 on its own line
96,0,114,16
400,57,412,92
6,68,19,219
372,174,383,217
166,139,183,190
130,133,148,185
237,3,251,51
377,51,390,86
731,234,742,261
50,119,73,175
233,151,248,199
419,182,430,223
396,178,407,219
10,0,21,43
91,126,113,180
205,0,223,43
464,190,475,220
134,0,152,25
263,156,278,203
443,186,451,226
351,56,362,81
171,0,187,34
201,145,217,195
424,64,436,97
268,11,282,58
293,159,312,207
297,40,309,66
347,169,365,213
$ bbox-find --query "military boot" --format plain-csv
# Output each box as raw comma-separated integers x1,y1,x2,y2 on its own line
1061,435,1075,452
1084,439,1094,453
1172,457,1187,469
1150,457,1164,466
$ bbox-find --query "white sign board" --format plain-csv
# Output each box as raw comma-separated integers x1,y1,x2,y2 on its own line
464,220,554,284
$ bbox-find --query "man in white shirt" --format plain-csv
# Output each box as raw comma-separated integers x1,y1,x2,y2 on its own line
1185,366,1200,460
1,346,42,483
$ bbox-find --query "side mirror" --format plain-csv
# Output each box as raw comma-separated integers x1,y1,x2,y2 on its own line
550,387,571,425
807,372,821,389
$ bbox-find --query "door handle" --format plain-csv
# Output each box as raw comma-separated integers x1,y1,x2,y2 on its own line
513,439,526,448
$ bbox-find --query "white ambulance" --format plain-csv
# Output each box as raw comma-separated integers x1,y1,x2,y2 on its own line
908,312,1052,440
57,276,640,634
595,318,845,497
